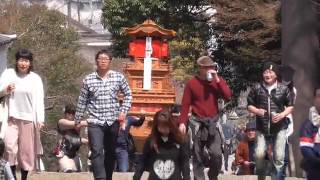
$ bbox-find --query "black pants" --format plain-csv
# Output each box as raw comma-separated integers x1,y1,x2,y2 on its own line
88,122,119,180
189,117,223,180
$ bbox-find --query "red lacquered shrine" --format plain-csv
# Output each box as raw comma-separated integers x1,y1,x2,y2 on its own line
123,20,176,151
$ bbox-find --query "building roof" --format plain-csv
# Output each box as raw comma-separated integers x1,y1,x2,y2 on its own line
123,19,176,39
65,16,112,46
0,34,16,46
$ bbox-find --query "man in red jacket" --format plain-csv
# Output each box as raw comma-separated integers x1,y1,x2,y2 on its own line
179,56,232,180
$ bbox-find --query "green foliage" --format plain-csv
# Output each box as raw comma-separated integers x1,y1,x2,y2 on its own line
102,0,213,84
3,4,91,107
102,0,166,56
102,0,213,57
211,0,281,107
170,38,206,82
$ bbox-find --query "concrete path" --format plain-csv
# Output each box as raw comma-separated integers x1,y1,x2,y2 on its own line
28,172,306,180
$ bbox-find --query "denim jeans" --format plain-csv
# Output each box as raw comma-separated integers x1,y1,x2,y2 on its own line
115,146,129,172
255,129,287,180
88,122,119,180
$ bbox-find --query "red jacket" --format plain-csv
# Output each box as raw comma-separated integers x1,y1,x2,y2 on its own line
179,76,232,124
235,139,253,175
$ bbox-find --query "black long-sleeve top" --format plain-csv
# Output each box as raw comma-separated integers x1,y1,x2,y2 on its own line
133,136,190,180
117,116,145,147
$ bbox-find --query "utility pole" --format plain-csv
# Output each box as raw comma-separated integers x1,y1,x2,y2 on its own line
77,0,80,22
67,0,71,27
89,0,93,27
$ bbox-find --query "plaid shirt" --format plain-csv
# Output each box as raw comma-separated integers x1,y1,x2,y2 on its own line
75,70,132,126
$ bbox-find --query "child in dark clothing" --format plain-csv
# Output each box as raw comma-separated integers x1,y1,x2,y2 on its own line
133,109,190,180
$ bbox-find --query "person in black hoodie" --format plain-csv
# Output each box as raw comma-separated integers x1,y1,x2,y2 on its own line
133,108,190,180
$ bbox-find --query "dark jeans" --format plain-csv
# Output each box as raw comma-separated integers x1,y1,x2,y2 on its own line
189,116,223,180
88,122,119,180
280,142,289,179
115,146,129,172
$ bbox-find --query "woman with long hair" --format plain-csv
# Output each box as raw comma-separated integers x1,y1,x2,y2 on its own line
133,108,190,180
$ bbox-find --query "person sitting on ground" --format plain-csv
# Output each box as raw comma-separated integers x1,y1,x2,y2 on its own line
54,104,88,173
0,138,14,180
234,122,256,175
115,115,145,172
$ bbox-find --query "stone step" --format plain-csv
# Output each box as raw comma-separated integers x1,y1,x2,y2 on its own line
28,172,306,180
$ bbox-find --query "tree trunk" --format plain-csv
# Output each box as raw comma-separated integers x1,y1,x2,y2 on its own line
282,0,320,177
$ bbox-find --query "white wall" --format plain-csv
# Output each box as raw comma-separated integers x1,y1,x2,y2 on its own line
0,45,8,75
44,0,105,33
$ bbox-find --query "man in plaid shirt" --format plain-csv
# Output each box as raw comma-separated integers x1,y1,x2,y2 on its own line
75,49,132,180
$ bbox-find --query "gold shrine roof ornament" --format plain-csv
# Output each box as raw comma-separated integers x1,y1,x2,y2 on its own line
123,19,176,39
